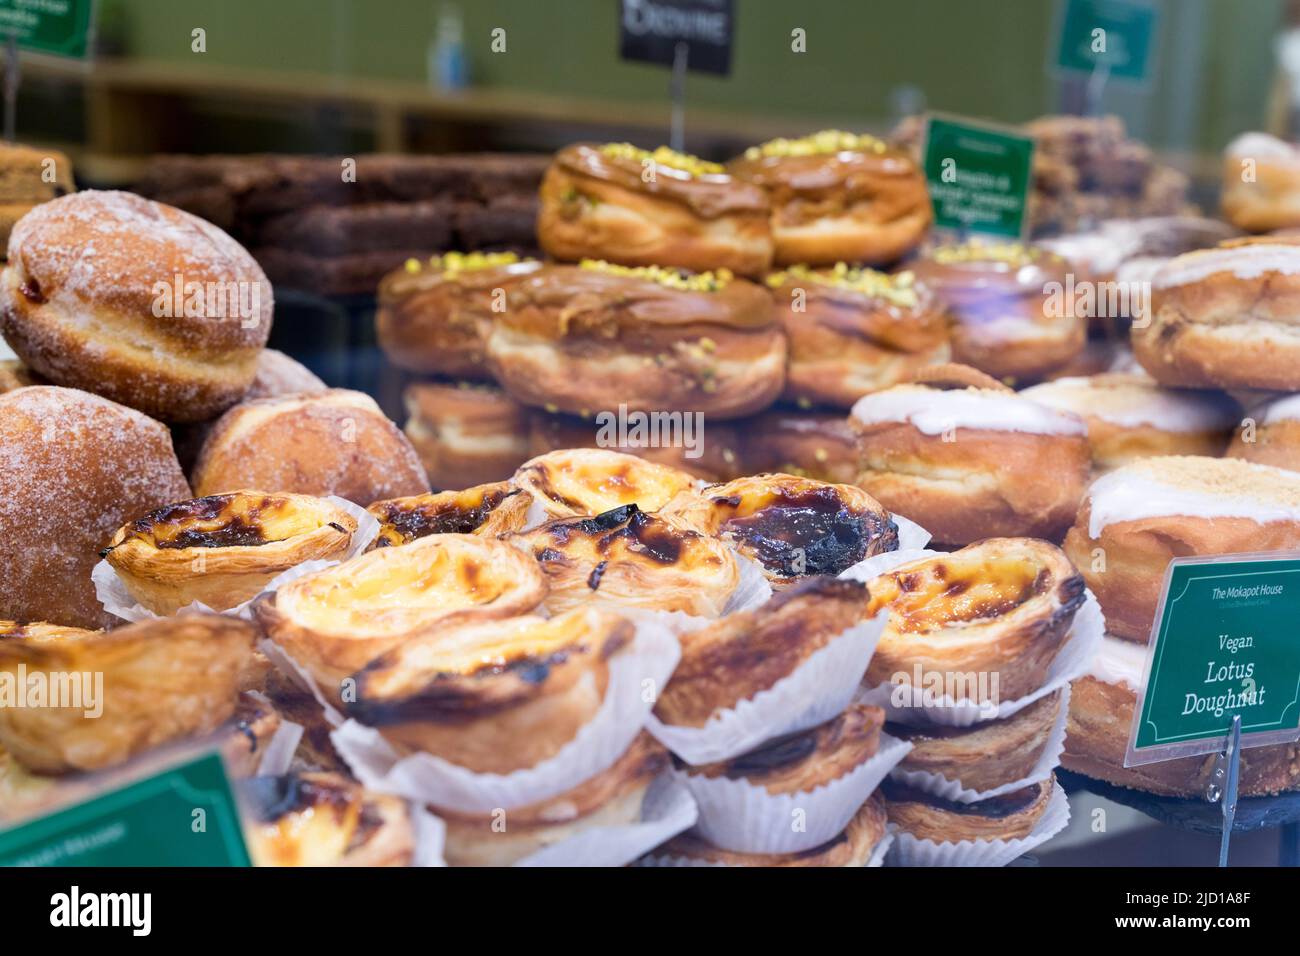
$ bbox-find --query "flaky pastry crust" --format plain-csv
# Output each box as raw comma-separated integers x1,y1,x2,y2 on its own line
367,481,530,548
514,447,696,520
883,776,1053,842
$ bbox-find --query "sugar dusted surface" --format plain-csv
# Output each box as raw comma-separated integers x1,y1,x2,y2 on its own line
850,383,1086,436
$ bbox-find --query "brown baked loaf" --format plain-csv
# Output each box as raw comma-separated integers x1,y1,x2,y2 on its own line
0,386,192,628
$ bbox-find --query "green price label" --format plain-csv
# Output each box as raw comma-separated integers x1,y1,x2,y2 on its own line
0,0,96,59
921,114,1035,239
0,752,251,866
1054,0,1157,83
1127,555,1300,767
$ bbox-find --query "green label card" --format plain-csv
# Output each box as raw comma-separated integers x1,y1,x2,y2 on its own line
921,114,1035,239
1126,554,1300,767
1054,0,1157,83
0,0,96,59
0,752,251,866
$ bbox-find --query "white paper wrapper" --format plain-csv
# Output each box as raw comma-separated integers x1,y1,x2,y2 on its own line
886,780,1070,867
838,547,940,586
93,496,380,623
254,709,304,777
722,551,773,614
520,496,551,532
515,775,697,867
676,733,912,854
258,637,346,727
410,805,448,867
647,612,886,765
330,615,681,812
858,588,1104,727
887,683,1071,802
890,513,932,551
638,816,895,868
866,829,893,867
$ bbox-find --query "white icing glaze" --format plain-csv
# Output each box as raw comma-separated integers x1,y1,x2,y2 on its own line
1152,245,1300,289
1256,393,1300,425
1085,634,1147,691
1225,132,1300,163
1019,377,1237,432
850,384,1086,437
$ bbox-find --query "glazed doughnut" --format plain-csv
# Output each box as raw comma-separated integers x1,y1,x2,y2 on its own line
0,386,192,628
766,264,950,408
1133,236,1300,391
377,251,542,379
729,130,931,266
513,447,695,520
737,405,860,484
402,381,531,490
1063,456,1300,642
486,260,786,419
193,389,430,504
1229,393,1300,471
538,143,772,277
909,240,1085,383
1221,133,1300,233
0,190,273,422
850,366,1090,544
1020,373,1238,473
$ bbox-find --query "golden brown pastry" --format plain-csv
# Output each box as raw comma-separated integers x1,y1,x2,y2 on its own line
193,389,430,504
367,481,529,548
0,386,192,629
0,614,255,773
654,576,868,727
507,504,738,617
850,366,1090,544
729,130,931,266
377,251,542,379
864,538,1084,703
892,690,1062,793
485,260,786,419
883,775,1054,842
243,348,326,401
662,473,897,585
0,358,44,393
439,733,668,867
1063,456,1300,642
767,264,950,408
737,405,860,484
538,143,772,277
1229,393,1300,471
514,447,695,520
908,240,1085,383
256,532,548,697
348,608,634,773
402,380,532,490
0,190,273,422
648,792,887,866
1221,133,1300,233
241,772,414,866
102,491,358,614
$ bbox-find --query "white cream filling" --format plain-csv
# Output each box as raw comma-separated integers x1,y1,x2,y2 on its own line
850,384,1086,436
1084,634,1148,691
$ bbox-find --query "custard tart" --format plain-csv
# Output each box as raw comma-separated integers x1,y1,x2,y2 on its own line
882,775,1054,843
0,614,255,773
508,504,738,617
348,608,635,773
255,533,548,697
662,473,898,585
514,448,696,521
367,481,530,549
864,538,1085,703
102,492,358,614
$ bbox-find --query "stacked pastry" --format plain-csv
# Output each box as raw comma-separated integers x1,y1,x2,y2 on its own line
0,143,76,253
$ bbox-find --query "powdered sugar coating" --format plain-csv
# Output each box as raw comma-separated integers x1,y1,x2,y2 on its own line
244,349,326,401
850,384,1086,436
1152,244,1300,289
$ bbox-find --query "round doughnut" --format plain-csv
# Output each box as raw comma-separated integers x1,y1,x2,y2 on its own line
243,348,325,401
1221,133,1300,233
737,405,860,485
402,381,531,490
1228,393,1300,471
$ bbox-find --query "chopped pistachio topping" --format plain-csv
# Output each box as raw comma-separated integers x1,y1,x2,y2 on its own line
579,258,733,291
930,241,1057,267
599,142,725,176
745,129,887,160
430,250,524,273
767,262,919,308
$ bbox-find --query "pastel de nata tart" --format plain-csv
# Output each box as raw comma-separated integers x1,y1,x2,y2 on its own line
262,668,347,773
883,775,1054,843
661,473,898,586
729,130,931,266
377,251,543,379
403,381,532,490
1229,393,1300,472
1020,373,1238,474
240,772,414,867
514,447,696,521
649,792,888,867
738,405,860,485
850,364,1090,545
891,689,1063,793
485,260,787,420
367,481,530,549
101,491,358,614
220,689,284,777
1063,456,1300,642
507,504,738,617
0,614,255,774
908,240,1085,383
255,532,548,696
864,538,1085,704
348,607,634,773
766,264,950,409
654,576,868,728
538,142,773,277
439,732,668,867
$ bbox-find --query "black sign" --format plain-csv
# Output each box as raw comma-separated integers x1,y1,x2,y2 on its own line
619,0,734,76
